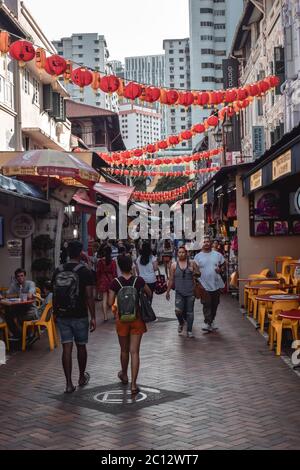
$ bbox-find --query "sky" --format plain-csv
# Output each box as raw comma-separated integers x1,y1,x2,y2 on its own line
24,0,190,62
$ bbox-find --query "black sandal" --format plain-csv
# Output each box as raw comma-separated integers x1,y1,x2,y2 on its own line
118,371,128,385
78,372,90,387
64,386,76,394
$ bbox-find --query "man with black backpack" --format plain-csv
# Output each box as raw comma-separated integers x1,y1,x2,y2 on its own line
52,241,96,394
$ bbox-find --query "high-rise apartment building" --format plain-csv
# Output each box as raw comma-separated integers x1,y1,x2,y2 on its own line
125,55,166,138
189,0,244,141
125,55,165,88
53,33,118,112
119,103,162,150
163,38,192,152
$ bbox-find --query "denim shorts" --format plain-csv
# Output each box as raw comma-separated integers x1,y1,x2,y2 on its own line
56,317,89,345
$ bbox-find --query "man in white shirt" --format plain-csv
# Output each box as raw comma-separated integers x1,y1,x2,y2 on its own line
194,236,226,332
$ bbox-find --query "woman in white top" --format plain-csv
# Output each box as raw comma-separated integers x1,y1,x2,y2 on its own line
135,241,158,303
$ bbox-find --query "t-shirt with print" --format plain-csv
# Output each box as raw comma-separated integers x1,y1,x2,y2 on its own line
194,251,225,292
52,262,94,318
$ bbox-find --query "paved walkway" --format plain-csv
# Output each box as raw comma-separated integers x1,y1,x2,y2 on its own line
1,293,300,450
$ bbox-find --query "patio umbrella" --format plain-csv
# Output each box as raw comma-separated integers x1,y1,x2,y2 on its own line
1,150,100,187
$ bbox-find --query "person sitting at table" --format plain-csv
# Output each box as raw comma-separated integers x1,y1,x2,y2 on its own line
3,269,37,339
37,280,53,319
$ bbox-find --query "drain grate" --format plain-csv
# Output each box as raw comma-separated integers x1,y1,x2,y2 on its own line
51,383,189,415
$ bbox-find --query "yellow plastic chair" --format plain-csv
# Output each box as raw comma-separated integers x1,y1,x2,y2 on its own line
260,269,271,277
244,274,267,311
22,303,57,352
290,264,300,294
0,322,9,351
275,256,293,279
269,300,300,356
257,290,286,332
248,280,280,316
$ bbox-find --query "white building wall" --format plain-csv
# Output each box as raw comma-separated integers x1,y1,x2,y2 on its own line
237,0,284,158
119,103,161,150
282,0,300,132
189,0,244,146
163,38,192,152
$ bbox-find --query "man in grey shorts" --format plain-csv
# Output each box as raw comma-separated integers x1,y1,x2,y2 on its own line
166,246,199,338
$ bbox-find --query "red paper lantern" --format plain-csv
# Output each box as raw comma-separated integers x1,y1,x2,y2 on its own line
146,144,156,154
207,115,219,127
197,92,210,106
133,149,143,157
225,89,237,103
124,82,143,100
258,80,270,94
9,40,35,65
192,124,205,134
237,88,248,101
248,84,260,97
72,68,93,89
45,55,67,76
165,89,179,105
268,76,280,88
143,87,161,103
157,140,168,150
168,136,180,146
100,75,120,94
181,131,193,140
178,92,195,107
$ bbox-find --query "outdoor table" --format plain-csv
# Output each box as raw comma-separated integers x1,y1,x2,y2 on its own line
0,299,34,308
255,294,300,303
238,278,280,283
278,309,300,370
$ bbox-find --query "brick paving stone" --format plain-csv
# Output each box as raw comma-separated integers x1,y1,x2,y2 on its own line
1,294,300,450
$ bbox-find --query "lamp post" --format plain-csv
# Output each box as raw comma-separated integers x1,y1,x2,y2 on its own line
213,116,233,167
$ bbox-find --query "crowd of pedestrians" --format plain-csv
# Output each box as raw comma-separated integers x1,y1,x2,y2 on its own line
51,236,226,394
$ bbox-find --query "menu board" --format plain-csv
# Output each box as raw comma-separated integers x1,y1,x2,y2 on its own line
250,190,300,237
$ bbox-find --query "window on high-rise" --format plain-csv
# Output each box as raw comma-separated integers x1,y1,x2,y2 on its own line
214,24,226,29
201,49,215,55
202,63,215,68
214,10,225,15
200,8,213,13
200,22,214,27
215,37,226,42
215,50,226,56
201,35,214,41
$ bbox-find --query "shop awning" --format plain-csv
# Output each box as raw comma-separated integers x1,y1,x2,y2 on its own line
72,191,97,210
0,175,50,213
94,182,135,204
243,123,300,196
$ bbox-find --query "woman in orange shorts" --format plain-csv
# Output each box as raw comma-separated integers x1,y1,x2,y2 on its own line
109,254,152,395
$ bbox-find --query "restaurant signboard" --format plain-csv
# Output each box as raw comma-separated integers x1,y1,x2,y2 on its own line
272,150,292,181
250,169,263,191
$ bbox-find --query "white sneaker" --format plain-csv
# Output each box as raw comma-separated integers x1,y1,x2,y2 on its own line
202,324,213,333
187,332,195,338
211,322,218,331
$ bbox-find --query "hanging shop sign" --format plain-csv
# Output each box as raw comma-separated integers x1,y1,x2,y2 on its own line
250,169,263,191
10,214,35,239
7,239,22,258
272,150,292,181
252,126,265,160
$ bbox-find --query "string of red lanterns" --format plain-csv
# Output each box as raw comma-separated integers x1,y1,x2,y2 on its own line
108,166,220,178
98,148,223,168
0,32,280,105
133,182,195,202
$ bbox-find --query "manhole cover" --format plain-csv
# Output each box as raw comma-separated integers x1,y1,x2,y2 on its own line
51,383,189,415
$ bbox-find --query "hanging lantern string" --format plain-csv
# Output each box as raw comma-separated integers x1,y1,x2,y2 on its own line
104,147,223,169
108,166,220,178
133,181,195,202
1,29,281,95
